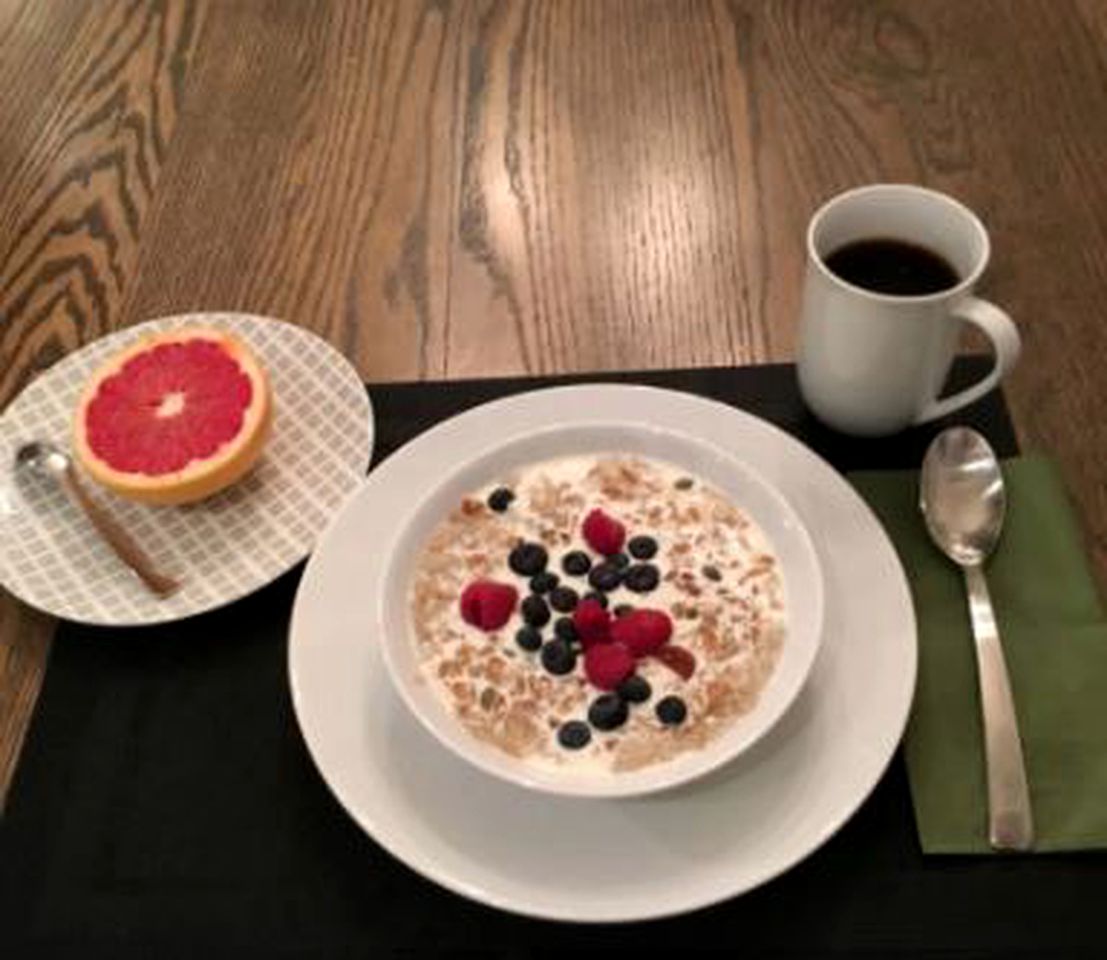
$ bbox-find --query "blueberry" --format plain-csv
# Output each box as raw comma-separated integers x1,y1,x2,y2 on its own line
515,626,543,652
554,617,578,643
582,590,609,610
540,639,576,675
557,720,592,750
521,595,551,627
628,535,658,560
613,603,635,618
529,571,559,594
487,487,515,512
608,552,630,569
549,586,579,613
588,562,623,592
656,695,687,726
509,542,548,576
588,694,629,731
624,563,660,593
617,675,652,704
561,551,592,576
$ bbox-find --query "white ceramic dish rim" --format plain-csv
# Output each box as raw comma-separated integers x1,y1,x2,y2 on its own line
0,313,374,627
288,384,918,922
377,421,825,798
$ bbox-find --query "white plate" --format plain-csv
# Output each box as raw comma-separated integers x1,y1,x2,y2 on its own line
0,313,373,626
378,422,824,798
289,385,916,923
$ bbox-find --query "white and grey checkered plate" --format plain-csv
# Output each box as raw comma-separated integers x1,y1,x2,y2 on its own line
0,313,373,626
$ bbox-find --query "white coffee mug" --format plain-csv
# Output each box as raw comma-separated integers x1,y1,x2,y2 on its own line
797,184,1020,437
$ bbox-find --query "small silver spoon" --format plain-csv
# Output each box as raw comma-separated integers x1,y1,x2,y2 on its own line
15,441,180,598
920,427,1033,851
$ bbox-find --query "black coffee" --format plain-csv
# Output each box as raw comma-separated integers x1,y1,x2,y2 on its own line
824,238,960,296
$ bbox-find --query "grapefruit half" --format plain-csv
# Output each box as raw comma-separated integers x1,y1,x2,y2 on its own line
73,327,273,505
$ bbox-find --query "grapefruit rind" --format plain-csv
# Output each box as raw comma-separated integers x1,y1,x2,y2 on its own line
73,328,272,505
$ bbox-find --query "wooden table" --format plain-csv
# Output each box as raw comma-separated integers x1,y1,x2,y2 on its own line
2,0,1105,807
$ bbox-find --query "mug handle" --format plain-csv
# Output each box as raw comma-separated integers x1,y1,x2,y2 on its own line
914,297,1021,425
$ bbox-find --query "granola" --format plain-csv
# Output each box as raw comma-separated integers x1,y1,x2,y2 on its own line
408,455,786,773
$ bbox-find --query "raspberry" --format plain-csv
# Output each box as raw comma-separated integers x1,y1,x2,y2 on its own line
572,597,612,647
581,508,626,556
584,642,636,691
610,608,672,657
459,580,518,631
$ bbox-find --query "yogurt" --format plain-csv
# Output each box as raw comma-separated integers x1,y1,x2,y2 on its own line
407,454,786,773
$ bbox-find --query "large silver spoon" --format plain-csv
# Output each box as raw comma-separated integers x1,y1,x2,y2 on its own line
15,441,179,598
920,427,1033,851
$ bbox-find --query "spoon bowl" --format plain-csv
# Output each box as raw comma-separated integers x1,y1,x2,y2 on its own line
15,440,70,479
920,427,1007,565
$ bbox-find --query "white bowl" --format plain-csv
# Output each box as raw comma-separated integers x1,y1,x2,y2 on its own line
378,422,824,799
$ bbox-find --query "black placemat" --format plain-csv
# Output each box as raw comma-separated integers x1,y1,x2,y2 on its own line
2,361,1102,957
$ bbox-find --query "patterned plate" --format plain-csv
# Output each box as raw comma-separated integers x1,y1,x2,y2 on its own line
0,313,373,626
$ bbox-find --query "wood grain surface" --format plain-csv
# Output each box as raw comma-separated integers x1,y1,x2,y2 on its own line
2,0,1105,805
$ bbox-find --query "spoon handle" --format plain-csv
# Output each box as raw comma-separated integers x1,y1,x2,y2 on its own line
61,467,180,597
963,563,1033,851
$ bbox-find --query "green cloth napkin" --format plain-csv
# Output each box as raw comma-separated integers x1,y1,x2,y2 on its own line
851,457,1107,853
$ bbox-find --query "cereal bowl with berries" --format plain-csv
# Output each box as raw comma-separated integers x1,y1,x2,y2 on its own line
379,424,823,798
